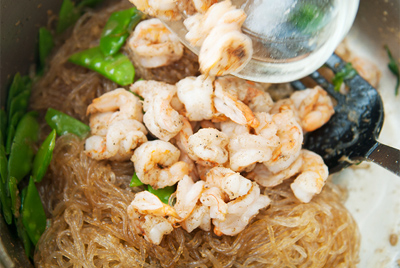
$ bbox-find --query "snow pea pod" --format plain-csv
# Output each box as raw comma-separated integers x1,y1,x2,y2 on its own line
5,111,25,154
6,73,30,112
8,176,19,217
69,46,135,86
57,0,81,34
45,108,90,138
0,178,12,224
8,89,30,126
8,112,40,183
32,129,56,183
147,185,176,205
22,177,46,245
130,172,144,187
100,7,143,56
38,27,54,68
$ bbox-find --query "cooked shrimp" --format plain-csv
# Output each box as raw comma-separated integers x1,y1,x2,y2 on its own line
216,76,274,113
129,191,179,218
180,205,211,232
220,120,250,138
131,140,189,189
85,119,148,161
200,187,228,221
87,88,143,122
291,150,329,203
213,183,271,236
184,0,235,47
264,109,303,173
192,0,218,13
131,80,184,141
228,133,279,172
350,56,381,88
129,0,181,20
176,75,214,121
246,155,303,187
128,18,184,68
199,12,252,76
187,128,229,166
174,175,205,219
213,79,259,128
290,86,335,132
205,167,252,200
88,111,114,136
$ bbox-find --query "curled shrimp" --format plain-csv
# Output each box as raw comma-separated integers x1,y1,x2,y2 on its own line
85,119,148,161
205,167,252,200
129,0,181,20
290,86,335,132
213,183,271,236
131,140,189,189
187,128,229,166
291,150,329,203
264,108,303,173
174,175,205,219
131,80,184,141
176,75,214,121
128,18,184,68
213,78,259,128
180,204,211,233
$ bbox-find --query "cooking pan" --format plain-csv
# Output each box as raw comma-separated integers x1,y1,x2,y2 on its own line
0,0,399,267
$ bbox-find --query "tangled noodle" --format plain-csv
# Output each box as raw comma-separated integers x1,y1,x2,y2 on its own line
32,1,360,267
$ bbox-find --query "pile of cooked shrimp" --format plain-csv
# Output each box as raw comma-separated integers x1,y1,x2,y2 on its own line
83,0,336,245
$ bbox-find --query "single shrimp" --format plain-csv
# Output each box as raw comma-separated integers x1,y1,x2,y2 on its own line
290,150,329,203
350,56,381,88
213,183,271,236
85,119,148,161
87,88,143,122
128,0,181,20
187,128,229,166
246,155,303,187
131,80,184,141
128,18,184,68
290,86,335,132
174,175,205,219
264,108,303,174
216,76,274,113
180,204,211,233
205,167,252,200
131,140,189,189
213,78,259,128
176,75,214,121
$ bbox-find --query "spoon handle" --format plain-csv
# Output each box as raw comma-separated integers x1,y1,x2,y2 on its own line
365,142,400,176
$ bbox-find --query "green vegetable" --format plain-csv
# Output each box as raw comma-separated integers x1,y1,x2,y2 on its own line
385,45,400,96
45,108,90,138
17,187,33,258
0,177,12,224
288,4,325,34
0,110,6,144
8,176,19,216
77,0,104,8
38,27,54,68
129,172,144,187
332,63,358,92
57,0,81,34
22,177,47,245
6,73,26,112
100,8,143,56
69,46,135,86
32,130,56,183
8,89,30,125
8,112,40,183
147,185,175,205
0,135,7,184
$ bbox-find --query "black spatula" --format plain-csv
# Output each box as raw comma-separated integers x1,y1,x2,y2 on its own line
291,53,400,176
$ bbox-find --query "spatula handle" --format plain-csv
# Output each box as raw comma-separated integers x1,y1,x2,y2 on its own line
366,142,400,176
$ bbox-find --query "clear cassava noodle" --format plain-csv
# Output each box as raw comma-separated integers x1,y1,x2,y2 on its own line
32,1,360,267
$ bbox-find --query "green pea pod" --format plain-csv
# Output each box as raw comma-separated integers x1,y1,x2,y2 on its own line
0,178,12,224
57,0,81,34
6,73,24,111
32,129,56,183
130,172,143,187
6,110,25,154
77,0,104,8
8,89,30,125
0,109,6,144
100,8,143,56
147,185,176,205
8,176,19,217
17,187,33,258
39,27,54,68
0,135,7,184
69,46,135,86
8,112,40,183
45,108,90,138
22,177,47,245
